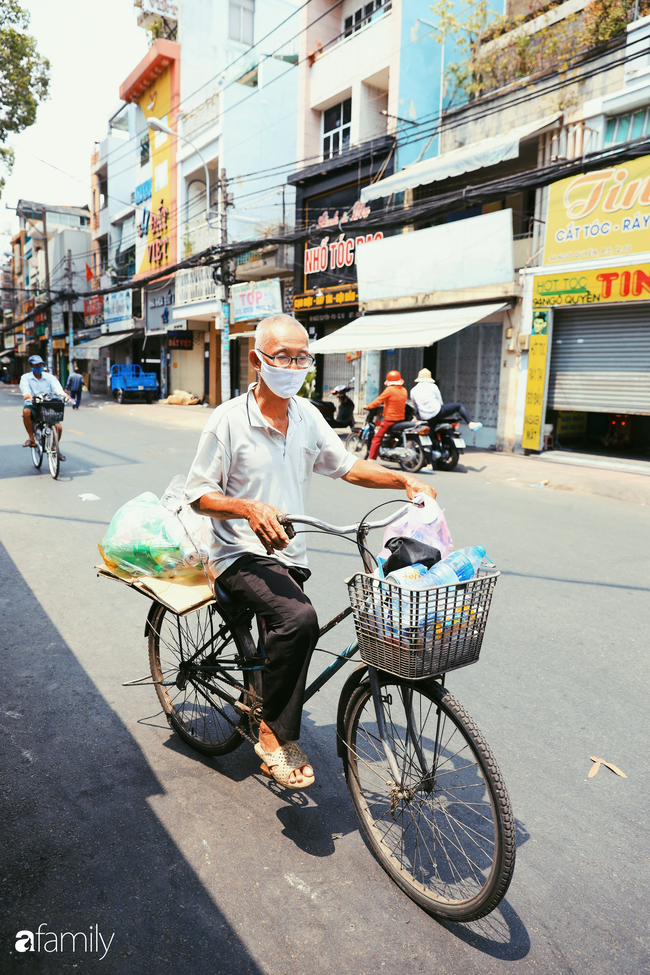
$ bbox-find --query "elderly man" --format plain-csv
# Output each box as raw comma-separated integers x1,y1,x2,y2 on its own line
185,314,436,790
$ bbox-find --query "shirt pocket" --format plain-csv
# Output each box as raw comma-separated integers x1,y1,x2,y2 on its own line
299,446,320,482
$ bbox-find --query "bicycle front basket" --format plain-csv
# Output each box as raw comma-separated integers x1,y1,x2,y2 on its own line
347,567,499,680
37,398,65,425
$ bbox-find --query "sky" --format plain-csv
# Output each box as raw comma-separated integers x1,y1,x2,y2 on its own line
0,0,149,254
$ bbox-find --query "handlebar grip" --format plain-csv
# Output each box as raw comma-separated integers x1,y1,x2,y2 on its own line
277,515,296,539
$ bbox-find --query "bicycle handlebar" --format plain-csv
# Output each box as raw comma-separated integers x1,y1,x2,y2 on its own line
279,499,417,536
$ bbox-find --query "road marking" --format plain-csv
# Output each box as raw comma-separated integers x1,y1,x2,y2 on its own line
69,429,84,434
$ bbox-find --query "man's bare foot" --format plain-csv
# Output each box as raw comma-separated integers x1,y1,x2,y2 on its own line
258,721,313,787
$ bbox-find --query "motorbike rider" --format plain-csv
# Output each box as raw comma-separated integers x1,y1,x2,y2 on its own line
20,355,70,459
329,383,355,429
410,368,483,431
364,370,408,460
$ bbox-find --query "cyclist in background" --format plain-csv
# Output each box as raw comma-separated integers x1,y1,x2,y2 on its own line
20,355,69,460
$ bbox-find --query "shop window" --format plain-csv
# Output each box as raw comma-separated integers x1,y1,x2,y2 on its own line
229,0,254,45
604,107,650,147
140,135,150,166
323,98,352,160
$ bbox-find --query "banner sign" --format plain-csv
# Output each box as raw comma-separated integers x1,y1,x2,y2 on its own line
533,262,650,307
522,326,549,452
104,289,132,323
544,156,650,265
231,279,282,322
136,63,175,276
84,295,104,326
51,313,65,336
52,338,66,350
167,331,193,349
71,345,100,361
293,283,358,312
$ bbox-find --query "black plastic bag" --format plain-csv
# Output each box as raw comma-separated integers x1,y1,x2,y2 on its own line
382,535,442,577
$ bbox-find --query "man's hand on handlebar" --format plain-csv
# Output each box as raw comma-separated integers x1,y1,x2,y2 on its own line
245,500,291,554
402,474,437,503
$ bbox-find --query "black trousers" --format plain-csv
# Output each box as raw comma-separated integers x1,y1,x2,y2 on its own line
437,402,472,425
220,554,319,742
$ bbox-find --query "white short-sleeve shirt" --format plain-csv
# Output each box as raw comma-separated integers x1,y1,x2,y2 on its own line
184,388,357,577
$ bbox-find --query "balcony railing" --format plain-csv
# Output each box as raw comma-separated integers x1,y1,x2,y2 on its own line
313,2,391,60
175,266,220,306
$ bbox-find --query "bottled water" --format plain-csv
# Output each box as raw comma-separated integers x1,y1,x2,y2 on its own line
386,546,486,590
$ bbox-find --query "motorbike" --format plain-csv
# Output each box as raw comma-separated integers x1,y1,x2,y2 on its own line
426,412,466,472
310,378,356,429
345,407,430,473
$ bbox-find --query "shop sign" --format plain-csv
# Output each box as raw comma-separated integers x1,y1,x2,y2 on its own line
231,279,282,322
52,313,65,336
137,63,175,276
52,338,66,350
167,331,194,349
84,295,104,326
556,411,588,437
533,262,650,307
36,325,46,337
293,283,358,312
71,344,100,361
104,290,132,323
304,233,383,276
135,178,152,205
522,311,549,452
544,156,650,265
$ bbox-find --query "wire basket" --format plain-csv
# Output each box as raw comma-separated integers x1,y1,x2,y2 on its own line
36,399,65,425
347,567,499,680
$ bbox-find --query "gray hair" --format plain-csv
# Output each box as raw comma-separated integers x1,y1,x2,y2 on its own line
255,314,308,352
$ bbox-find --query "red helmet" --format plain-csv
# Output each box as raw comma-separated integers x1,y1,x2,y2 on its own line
385,370,404,386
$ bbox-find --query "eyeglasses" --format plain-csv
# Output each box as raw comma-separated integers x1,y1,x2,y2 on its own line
258,350,315,368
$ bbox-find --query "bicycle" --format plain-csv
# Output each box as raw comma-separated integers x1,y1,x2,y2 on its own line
127,501,515,922
30,394,66,479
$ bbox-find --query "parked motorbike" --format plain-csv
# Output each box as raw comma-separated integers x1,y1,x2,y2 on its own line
310,378,356,428
345,408,429,473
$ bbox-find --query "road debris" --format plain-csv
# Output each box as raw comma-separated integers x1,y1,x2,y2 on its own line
588,756,628,778
79,493,101,501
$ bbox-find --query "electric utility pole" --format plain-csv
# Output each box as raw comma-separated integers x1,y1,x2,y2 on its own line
219,167,231,403
66,249,74,376
41,208,53,373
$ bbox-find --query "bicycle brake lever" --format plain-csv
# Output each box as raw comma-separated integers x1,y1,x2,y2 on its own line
277,515,296,539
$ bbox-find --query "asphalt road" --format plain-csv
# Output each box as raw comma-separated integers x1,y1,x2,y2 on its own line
0,384,648,975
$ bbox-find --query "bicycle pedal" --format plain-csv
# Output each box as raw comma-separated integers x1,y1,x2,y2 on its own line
234,701,251,716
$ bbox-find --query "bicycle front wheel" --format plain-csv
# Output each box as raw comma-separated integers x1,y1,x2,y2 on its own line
48,426,60,479
343,676,516,921
148,602,258,756
31,426,44,469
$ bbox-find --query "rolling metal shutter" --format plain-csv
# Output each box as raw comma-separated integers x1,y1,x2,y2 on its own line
549,304,650,414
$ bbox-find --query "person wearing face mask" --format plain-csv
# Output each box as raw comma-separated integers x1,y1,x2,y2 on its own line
185,314,437,792
19,355,70,458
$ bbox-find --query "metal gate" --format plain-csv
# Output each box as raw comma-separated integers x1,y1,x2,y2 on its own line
322,353,360,409
436,323,502,429
549,304,650,414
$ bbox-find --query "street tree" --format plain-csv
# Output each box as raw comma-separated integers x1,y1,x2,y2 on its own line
0,0,50,197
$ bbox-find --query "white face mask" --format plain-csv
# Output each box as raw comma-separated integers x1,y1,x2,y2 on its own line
257,356,309,399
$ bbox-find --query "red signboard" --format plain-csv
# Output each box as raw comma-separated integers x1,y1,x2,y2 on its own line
84,296,104,317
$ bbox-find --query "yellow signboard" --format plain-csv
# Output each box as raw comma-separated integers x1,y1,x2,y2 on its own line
544,156,650,265
522,330,549,451
137,66,175,276
533,262,650,307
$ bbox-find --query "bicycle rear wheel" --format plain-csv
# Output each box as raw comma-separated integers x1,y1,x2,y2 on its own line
343,675,515,921
148,602,258,756
47,426,60,479
31,426,43,469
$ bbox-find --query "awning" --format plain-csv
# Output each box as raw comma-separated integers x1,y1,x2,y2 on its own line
360,113,561,203
75,331,136,353
308,303,508,355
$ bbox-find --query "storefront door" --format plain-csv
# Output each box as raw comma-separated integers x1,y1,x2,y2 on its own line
170,331,204,399
435,322,502,443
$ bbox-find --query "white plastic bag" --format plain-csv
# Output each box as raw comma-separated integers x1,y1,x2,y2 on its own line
378,493,453,561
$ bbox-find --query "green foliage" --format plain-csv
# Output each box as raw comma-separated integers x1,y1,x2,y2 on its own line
430,0,650,102
0,0,50,196
297,368,316,399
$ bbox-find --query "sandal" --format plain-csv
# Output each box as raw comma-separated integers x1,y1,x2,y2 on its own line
23,440,37,448
254,740,315,790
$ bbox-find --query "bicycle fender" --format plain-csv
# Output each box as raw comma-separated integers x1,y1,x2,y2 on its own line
143,600,160,639
336,663,368,761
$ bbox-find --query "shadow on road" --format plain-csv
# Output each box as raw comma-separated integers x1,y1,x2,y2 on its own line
436,897,531,960
0,540,264,974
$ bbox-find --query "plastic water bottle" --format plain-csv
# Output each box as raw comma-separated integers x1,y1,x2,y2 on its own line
388,546,486,590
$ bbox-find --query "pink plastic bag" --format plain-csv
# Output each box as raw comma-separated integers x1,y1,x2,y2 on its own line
378,494,453,561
